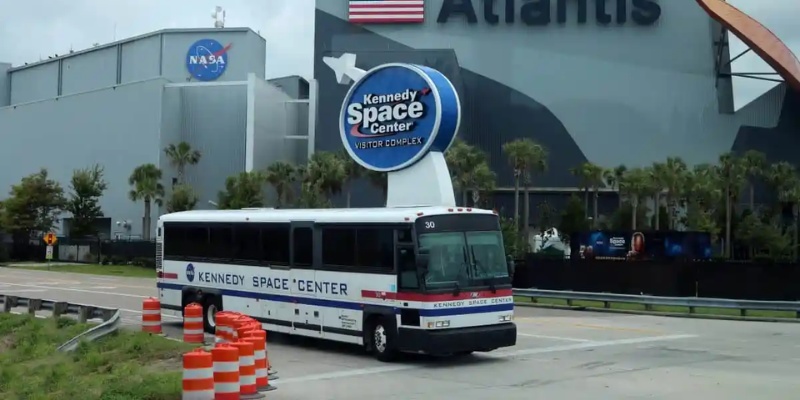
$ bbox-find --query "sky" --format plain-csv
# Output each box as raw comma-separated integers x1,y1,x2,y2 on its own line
0,0,796,110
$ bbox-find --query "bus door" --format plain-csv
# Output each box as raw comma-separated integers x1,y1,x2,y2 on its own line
289,221,321,336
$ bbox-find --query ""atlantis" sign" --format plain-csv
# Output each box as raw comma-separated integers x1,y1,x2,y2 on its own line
437,0,661,26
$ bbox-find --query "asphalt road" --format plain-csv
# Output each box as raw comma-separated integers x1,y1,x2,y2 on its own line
2,267,800,399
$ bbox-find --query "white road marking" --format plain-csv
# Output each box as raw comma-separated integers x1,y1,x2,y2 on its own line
0,282,147,298
517,333,593,342
80,286,118,290
272,334,698,385
0,289,48,294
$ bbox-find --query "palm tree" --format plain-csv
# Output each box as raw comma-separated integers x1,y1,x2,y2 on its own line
164,142,201,185
217,171,266,209
741,150,766,213
766,162,800,259
603,165,627,209
264,161,297,208
716,152,747,258
502,139,548,237
303,151,347,203
128,164,165,241
364,170,388,205
619,167,650,230
569,164,592,220
661,157,688,229
446,139,495,206
685,164,722,243
649,162,668,230
336,150,362,208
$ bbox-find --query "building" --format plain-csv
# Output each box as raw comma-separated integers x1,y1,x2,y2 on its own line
0,28,315,239
313,0,800,221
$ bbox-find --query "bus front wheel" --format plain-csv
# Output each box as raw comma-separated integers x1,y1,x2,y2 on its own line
368,316,398,362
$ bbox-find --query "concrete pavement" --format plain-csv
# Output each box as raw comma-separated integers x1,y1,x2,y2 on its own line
2,267,800,399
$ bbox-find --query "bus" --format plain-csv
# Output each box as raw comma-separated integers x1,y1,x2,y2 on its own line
155,206,517,361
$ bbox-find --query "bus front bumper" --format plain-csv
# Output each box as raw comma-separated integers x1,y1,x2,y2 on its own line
397,322,517,355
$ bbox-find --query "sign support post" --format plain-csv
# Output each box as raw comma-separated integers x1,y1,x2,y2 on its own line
43,232,57,270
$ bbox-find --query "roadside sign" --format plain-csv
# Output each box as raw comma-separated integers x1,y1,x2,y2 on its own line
45,245,53,260
43,232,57,246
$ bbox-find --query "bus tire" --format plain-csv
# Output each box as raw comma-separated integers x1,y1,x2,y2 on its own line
368,316,398,362
202,295,222,334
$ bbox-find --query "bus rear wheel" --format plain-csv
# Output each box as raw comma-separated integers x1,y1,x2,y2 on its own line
202,295,221,334
369,316,399,362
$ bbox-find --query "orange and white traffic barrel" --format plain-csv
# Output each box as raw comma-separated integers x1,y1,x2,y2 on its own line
215,312,231,344
141,297,162,334
230,341,262,398
182,348,214,400
184,303,205,344
211,343,240,400
244,332,275,392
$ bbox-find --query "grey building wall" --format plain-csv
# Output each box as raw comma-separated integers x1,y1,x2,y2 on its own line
313,0,794,196
0,78,168,238
7,28,266,105
268,76,310,99
251,77,311,169
0,62,10,107
160,83,249,210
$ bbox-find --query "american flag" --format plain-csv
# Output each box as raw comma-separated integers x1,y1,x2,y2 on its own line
348,0,425,24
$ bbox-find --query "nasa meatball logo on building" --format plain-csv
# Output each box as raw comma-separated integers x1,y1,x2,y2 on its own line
340,63,461,172
185,38,231,81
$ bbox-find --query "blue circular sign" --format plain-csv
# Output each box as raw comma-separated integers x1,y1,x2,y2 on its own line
339,63,461,172
186,39,230,81
186,263,195,282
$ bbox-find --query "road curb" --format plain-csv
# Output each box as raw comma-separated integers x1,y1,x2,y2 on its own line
514,301,800,323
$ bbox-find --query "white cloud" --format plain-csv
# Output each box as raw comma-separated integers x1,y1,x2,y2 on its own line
0,0,796,107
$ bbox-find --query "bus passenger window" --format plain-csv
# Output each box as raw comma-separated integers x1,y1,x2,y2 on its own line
293,227,312,267
398,247,418,289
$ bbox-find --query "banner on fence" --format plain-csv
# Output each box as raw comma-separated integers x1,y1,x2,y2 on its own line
576,230,712,261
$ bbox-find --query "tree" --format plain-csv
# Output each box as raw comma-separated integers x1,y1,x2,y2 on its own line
558,194,589,242
660,157,688,229
66,164,107,237
715,152,747,258
649,162,667,230
217,171,265,209
446,139,496,206
303,151,347,204
264,161,297,208
2,169,67,243
619,167,651,230
166,184,198,213
684,163,722,243
741,150,766,213
502,138,548,240
571,162,604,227
128,164,164,241
364,169,388,205
603,165,627,209
164,142,201,185
336,150,362,208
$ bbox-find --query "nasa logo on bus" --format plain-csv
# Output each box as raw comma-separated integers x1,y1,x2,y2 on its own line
340,63,461,172
186,263,195,282
186,38,231,81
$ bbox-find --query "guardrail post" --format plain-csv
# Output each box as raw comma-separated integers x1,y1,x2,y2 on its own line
78,306,93,323
740,309,746,317
603,301,610,309
688,306,695,314
566,299,573,307
100,309,116,322
644,303,653,312
4,296,18,312
53,302,69,318
28,298,42,315
0,295,9,313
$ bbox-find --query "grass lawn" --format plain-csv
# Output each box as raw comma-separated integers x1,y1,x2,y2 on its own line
0,313,197,399
513,295,798,319
7,263,155,278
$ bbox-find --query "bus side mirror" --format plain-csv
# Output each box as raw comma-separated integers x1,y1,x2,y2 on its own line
416,253,429,272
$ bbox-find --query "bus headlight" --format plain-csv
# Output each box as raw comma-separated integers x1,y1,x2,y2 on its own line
427,320,450,328
499,314,513,322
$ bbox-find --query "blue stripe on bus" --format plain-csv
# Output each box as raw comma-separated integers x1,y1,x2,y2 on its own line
157,282,514,317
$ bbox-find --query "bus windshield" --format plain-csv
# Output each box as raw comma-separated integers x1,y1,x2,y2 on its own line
417,230,509,289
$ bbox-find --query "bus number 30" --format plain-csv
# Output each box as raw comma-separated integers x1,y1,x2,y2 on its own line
424,221,435,229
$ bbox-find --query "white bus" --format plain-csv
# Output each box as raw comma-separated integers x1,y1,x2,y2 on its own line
156,206,517,361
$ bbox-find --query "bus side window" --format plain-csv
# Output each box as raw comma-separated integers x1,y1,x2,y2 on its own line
398,247,418,289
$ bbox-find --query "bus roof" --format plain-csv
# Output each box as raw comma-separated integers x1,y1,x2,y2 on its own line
158,206,496,224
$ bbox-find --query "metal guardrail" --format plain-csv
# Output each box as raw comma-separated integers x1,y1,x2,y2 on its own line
0,294,119,322
513,288,800,318
57,310,122,352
